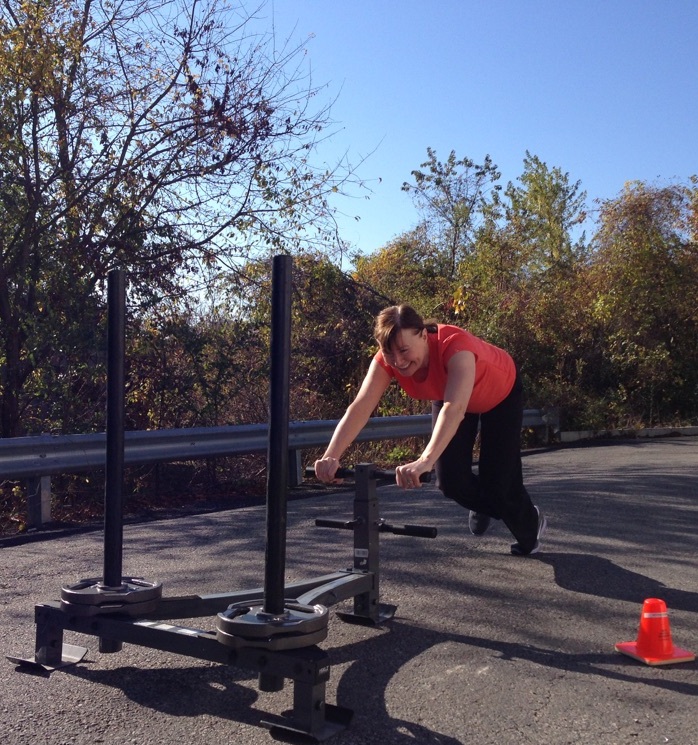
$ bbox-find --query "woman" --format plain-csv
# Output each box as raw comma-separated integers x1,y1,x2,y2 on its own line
314,304,546,556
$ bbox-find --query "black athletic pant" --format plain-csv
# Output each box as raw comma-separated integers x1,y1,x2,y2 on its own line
432,372,539,551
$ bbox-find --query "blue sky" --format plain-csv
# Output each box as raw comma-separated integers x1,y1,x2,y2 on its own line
267,0,697,257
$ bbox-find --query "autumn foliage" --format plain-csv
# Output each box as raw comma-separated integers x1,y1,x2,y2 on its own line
1,3,697,527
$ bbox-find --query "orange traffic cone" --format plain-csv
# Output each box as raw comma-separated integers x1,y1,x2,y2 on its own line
615,598,695,666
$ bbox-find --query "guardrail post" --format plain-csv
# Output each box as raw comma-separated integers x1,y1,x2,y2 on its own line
27,476,51,528
542,407,560,443
288,449,303,488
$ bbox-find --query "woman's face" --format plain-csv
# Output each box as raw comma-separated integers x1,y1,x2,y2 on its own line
382,328,428,376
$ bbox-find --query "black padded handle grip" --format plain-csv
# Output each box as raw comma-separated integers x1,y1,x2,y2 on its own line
304,466,357,480
314,518,359,530
380,523,438,538
305,466,432,483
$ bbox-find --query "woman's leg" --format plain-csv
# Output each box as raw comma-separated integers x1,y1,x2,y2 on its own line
478,375,540,551
432,401,494,515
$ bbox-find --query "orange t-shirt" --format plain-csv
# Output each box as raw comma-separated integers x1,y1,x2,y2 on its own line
374,325,516,413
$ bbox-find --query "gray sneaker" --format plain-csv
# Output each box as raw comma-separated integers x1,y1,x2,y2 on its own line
510,507,547,556
468,511,492,536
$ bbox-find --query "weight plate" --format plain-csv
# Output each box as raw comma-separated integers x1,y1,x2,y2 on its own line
215,623,328,651
59,596,161,617
215,601,329,648
60,577,162,616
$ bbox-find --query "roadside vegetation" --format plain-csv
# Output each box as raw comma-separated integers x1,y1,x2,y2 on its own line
1,2,697,533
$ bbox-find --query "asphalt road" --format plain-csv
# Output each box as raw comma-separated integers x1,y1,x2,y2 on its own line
1,438,697,745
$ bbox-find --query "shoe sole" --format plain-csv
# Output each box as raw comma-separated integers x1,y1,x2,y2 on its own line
537,511,548,541
511,508,547,556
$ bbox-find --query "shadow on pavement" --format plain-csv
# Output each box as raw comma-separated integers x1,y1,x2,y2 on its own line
539,553,698,613
60,662,266,726
35,609,696,745
54,650,465,744
330,619,698,715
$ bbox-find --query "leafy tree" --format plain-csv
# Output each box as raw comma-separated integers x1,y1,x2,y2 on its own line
503,151,587,273
352,224,455,319
589,181,698,425
401,147,501,278
212,253,386,421
0,0,359,436
485,154,592,417
126,302,267,431
452,155,585,337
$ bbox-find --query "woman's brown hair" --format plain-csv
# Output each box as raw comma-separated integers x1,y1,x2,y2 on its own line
373,305,438,352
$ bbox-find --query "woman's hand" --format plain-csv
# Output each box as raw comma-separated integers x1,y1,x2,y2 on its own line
314,456,342,484
395,459,432,489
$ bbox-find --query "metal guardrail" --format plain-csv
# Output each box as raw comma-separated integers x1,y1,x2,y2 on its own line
0,410,558,479
0,417,426,480
1,409,558,528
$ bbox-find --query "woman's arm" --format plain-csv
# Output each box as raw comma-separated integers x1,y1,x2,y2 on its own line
314,359,392,482
395,350,475,488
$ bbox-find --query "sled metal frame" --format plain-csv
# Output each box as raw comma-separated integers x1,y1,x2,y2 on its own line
12,465,419,742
